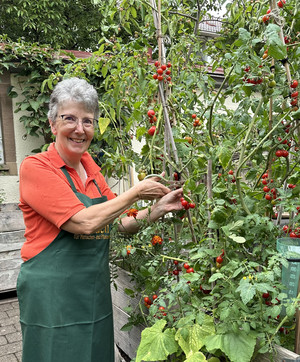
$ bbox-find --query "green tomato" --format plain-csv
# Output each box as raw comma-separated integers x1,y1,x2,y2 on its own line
138,172,146,181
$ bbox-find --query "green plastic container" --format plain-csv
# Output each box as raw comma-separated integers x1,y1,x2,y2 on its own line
277,237,300,300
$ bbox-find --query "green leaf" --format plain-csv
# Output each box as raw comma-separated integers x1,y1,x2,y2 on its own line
130,6,137,18
265,24,287,60
242,85,252,97
102,65,108,78
216,143,232,169
29,100,40,112
185,351,207,361
136,127,147,140
286,304,296,317
136,320,178,362
176,324,205,356
211,206,228,224
124,288,135,297
98,117,110,134
228,234,246,244
236,279,256,304
209,273,223,283
233,28,250,47
205,331,257,362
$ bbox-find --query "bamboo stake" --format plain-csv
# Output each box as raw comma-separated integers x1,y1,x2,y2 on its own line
149,0,179,165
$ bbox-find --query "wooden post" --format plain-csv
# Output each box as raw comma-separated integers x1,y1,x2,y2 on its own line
295,276,300,354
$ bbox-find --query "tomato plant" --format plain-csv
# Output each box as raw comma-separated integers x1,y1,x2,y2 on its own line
1,0,299,360
104,0,300,360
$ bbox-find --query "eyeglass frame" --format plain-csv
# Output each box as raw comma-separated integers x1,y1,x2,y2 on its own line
58,114,98,129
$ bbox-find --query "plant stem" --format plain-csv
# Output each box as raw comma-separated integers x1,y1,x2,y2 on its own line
236,97,264,215
207,65,235,145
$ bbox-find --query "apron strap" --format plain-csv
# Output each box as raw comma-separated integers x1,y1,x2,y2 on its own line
93,180,103,196
61,166,103,197
61,167,77,193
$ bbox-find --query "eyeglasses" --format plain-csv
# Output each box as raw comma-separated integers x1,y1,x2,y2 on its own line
59,114,97,129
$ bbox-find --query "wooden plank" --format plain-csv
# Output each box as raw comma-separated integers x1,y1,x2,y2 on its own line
112,304,143,360
111,266,140,312
254,345,300,361
111,266,144,359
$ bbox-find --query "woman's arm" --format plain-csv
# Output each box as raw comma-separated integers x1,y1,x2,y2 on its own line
117,187,184,234
61,177,172,234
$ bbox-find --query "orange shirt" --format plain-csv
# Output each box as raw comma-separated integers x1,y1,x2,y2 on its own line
19,143,116,261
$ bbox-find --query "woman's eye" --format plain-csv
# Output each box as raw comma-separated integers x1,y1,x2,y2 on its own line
65,116,76,122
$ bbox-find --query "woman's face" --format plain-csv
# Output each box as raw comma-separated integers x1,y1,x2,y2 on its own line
50,100,95,162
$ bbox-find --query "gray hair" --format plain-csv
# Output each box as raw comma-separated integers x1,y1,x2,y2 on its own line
48,77,99,121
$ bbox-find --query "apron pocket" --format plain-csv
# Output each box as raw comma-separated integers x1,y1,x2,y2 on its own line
54,249,97,325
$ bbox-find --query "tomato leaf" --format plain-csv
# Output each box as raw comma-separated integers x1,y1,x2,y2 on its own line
216,142,232,169
175,316,215,359
136,320,178,362
209,272,223,283
185,352,207,361
236,278,256,304
205,331,257,362
265,24,287,60
228,233,246,243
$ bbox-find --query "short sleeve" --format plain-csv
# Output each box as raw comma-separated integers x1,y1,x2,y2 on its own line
19,156,86,228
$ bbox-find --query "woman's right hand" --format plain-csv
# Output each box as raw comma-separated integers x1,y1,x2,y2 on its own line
133,176,171,201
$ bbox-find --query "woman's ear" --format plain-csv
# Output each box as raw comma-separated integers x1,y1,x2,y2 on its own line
49,120,57,136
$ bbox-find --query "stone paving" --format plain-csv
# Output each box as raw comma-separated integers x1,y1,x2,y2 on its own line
0,298,22,362
0,297,128,362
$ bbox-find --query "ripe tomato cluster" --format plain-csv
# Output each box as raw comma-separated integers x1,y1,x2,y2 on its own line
152,61,172,83
216,249,225,268
290,79,298,111
147,109,157,136
261,172,278,201
283,224,300,238
144,294,158,309
180,197,196,210
183,262,194,273
191,113,201,127
262,0,286,23
243,66,263,85
147,109,157,124
171,260,194,276
227,169,236,183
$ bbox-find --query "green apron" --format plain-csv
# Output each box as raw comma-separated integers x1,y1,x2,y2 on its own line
17,167,114,362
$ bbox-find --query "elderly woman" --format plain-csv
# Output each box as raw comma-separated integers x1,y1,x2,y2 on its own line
17,77,183,362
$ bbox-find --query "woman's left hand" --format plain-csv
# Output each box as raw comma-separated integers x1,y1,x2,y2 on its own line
155,187,184,214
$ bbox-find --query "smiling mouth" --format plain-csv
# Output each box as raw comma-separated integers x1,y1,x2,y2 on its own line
70,138,85,143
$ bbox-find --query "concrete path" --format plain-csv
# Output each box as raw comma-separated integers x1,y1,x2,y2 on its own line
0,298,22,362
